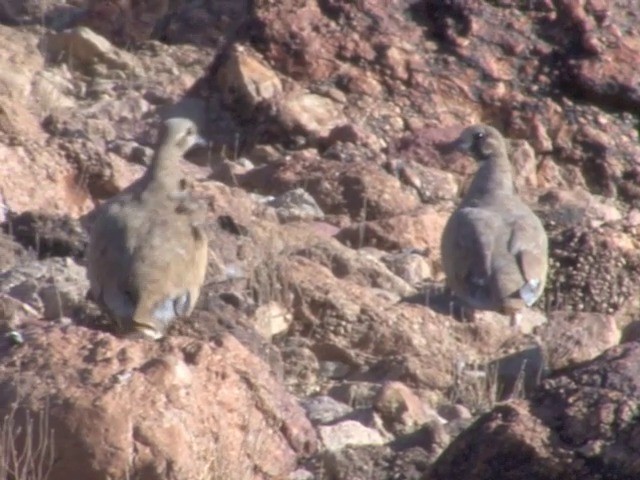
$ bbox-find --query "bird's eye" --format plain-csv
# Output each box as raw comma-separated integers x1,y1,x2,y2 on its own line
473,131,485,141
185,127,194,136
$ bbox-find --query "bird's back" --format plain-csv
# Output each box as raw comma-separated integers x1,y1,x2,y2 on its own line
442,192,547,312
87,191,208,331
129,199,207,303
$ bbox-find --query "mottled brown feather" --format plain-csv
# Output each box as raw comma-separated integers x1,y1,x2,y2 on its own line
86,117,208,338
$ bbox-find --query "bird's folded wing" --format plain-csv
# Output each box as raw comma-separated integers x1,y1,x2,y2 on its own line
507,216,548,286
449,207,506,296
129,212,206,293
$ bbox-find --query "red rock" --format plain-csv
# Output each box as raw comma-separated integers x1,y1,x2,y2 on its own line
555,0,640,111
540,311,620,371
215,44,283,115
374,381,440,436
0,1,639,476
279,90,347,142
280,254,523,400
336,206,449,262
239,155,420,221
0,324,316,480
249,1,339,82
432,342,640,479
82,0,170,45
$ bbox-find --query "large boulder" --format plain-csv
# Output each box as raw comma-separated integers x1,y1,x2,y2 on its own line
0,323,316,480
430,342,640,480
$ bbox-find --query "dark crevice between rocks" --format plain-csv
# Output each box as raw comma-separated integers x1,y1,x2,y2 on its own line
484,0,549,12
316,0,345,23
533,6,640,115
557,61,640,115
408,0,473,44
0,4,82,30
2,211,87,261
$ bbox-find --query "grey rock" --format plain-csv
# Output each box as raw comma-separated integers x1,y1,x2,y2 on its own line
301,395,353,425
268,188,325,223
318,420,385,451
0,257,89,320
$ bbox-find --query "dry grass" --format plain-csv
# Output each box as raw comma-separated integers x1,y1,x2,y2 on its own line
447,355,529,416
447,360,500,415
246,234,294,313
0,399,55,480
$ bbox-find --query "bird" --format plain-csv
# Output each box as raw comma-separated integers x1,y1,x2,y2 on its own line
86,116,209,339
440,124,548,327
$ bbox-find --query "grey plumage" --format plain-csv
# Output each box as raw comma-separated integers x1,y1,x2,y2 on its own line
86,117,208,339
440,124,548,324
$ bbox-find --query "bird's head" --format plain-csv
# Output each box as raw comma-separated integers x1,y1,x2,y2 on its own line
446,124,506,162
158,117,208,155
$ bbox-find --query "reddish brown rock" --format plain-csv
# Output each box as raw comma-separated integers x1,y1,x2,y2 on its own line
336,206,449,261
540,311,620,371
248,1,353,83
553,0,640,112
277,254,530,401
0,323,316,480
215,44,283,115
431,401,562,480
374,381,440,436
539,187,622,228
279,90,347,143
81,0,171,45
0,1,639,477
545,223,640,316
0,27,90,217
239,154,420,221
431,342,640,479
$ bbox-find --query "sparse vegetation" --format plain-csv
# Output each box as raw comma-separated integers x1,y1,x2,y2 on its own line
0,399,54,480
1,0,639,478
447,360,500,415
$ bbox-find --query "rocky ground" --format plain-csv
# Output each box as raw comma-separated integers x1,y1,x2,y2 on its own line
0,1,638,479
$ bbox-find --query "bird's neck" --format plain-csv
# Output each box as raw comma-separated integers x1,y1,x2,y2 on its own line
144,144,183,192
464,154,514,202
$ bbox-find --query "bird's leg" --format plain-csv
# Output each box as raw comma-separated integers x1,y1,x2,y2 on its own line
461,305,477,323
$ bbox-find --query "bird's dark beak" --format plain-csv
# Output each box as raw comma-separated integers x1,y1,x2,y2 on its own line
193,134,209,148
439,140,458,155
439,136,466,154
439,132,473,154
185,134,209,156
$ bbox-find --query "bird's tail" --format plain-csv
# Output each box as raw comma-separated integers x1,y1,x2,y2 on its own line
131,291,192,339
519,279,541,307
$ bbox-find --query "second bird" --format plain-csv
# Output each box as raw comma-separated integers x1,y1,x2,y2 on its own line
440,124,548,326
86,117,209,339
